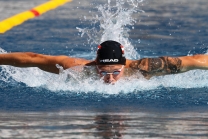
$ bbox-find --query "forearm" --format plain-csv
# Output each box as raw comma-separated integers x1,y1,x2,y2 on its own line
0,52,60,74
180,54,208,71
0,52,35,67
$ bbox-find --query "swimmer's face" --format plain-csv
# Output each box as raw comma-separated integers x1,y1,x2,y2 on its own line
96,65,124,84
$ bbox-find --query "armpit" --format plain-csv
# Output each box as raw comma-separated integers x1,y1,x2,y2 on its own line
130,57,182,77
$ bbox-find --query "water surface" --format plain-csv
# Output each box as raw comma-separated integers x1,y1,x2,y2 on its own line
0,0,208,138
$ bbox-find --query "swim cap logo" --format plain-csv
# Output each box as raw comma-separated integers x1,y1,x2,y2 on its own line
100,59,119,63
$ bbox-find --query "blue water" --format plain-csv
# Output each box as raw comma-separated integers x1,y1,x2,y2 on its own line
0,0,208,138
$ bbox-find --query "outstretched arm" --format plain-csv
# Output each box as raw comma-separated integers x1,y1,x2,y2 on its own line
127,54,208,79
0,52,93,74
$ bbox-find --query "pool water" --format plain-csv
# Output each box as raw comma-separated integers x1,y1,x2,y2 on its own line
0,0,208,138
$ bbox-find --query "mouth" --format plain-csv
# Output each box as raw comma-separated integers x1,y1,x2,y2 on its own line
105,80,116,85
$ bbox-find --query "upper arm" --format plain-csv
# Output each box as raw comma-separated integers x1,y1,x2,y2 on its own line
129,56,182,78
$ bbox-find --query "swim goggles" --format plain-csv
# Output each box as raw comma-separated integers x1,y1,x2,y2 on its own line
96,65,124,76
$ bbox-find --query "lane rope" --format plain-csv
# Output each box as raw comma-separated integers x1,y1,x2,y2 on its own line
0,0,72,34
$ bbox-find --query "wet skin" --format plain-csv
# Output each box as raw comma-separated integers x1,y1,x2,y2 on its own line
96,64,124,84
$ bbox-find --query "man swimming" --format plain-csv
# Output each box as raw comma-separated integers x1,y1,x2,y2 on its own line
0,40,208,84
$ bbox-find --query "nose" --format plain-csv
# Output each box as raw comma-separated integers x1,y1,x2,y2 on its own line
105,74,115,83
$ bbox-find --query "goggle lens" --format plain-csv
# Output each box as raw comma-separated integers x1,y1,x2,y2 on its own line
100,71,121,76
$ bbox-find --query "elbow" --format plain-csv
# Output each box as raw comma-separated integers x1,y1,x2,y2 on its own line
191,54,206,61
182,54,208,71
24,52,39,58
191,54,208,64
19,52,40,65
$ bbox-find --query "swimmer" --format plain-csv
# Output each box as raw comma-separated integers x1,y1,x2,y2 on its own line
0,40,208,84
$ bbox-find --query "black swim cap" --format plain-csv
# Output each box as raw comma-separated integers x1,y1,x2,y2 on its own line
96,40,126,65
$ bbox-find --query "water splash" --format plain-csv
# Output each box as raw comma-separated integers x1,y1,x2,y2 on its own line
77,0,144,59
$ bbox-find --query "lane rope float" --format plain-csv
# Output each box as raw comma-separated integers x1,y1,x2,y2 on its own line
0,0,72,34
